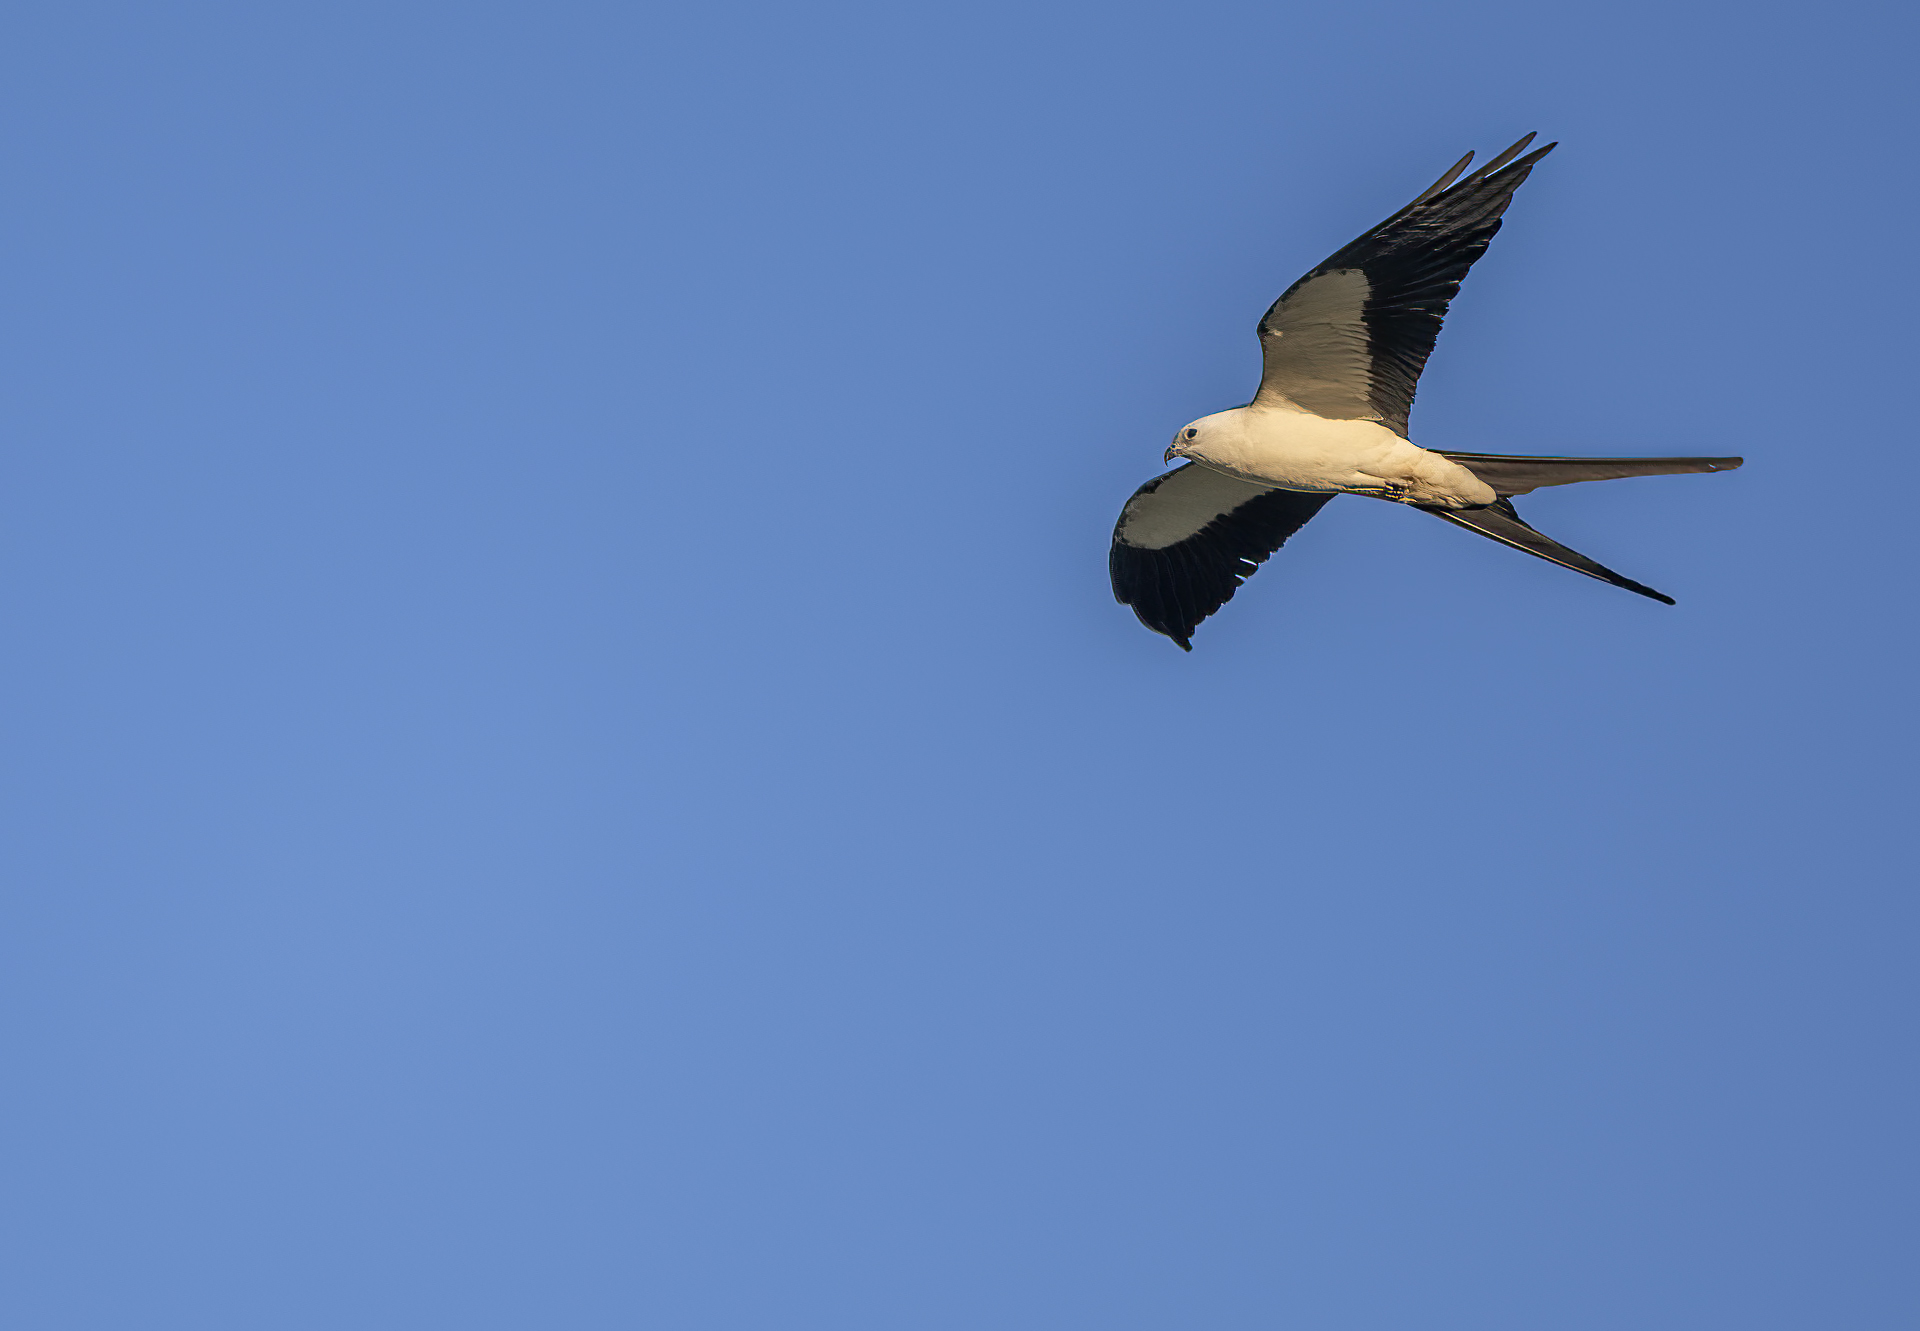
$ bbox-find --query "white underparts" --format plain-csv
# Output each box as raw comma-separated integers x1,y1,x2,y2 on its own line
1172,404,1497,509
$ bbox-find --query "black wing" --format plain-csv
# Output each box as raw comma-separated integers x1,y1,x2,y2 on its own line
1110,464,1336,650
1256,134,1555,435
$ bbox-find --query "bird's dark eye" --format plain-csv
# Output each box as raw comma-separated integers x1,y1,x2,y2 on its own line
1185,428,1198,439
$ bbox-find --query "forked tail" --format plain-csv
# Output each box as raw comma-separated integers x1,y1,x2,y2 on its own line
1421,451,1743,601
1438,452,1742,497
1423,498,1675,603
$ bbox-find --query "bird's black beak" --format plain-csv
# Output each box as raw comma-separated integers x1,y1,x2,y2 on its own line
1164,444,1180,463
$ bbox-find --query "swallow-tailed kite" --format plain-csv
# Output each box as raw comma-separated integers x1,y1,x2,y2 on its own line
1110,134,1741,649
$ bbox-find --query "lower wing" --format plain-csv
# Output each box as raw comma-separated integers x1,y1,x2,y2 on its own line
1110,463,1335,649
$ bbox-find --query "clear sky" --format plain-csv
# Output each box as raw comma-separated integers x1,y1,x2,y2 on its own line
2,0,1914,1326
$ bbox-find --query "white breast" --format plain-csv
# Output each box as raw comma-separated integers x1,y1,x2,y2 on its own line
1191,406,1494,508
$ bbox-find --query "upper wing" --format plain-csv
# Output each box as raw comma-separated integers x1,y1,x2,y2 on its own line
1256,134,1555,435
1110,463,1335,650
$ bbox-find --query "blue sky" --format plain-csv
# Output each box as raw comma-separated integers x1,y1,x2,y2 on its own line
2,0,1915,1326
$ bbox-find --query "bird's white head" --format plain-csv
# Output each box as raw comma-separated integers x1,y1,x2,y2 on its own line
1164,411,1235,463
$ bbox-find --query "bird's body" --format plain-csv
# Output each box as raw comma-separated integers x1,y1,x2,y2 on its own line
1109,133,1743,649
1171,403,1495,509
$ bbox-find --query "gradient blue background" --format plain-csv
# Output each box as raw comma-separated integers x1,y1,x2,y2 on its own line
3,1,1914,1326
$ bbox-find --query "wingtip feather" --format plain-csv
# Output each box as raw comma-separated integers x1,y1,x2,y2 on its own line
1410,149,1476,207
1459,132,1537,184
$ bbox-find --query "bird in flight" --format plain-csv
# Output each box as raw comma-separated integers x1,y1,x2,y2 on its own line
1109,134,1741,650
